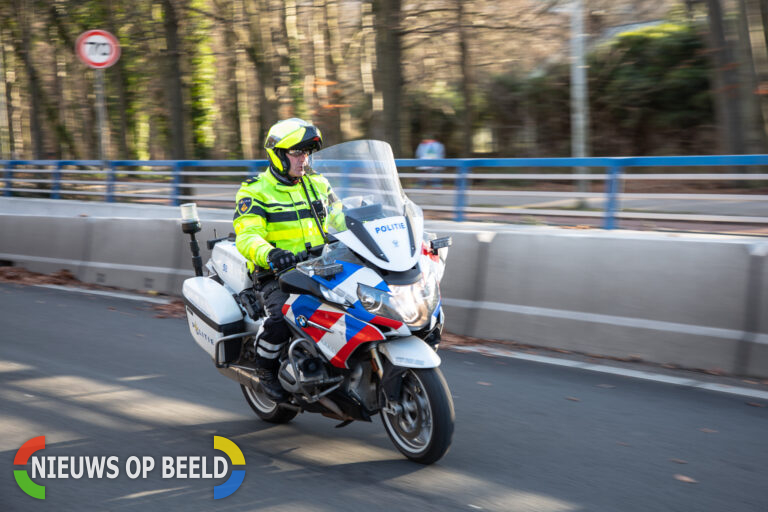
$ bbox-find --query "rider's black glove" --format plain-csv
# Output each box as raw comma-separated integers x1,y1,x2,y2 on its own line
267,248,297,272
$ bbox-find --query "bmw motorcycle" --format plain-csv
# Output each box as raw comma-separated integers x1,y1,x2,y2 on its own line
180,140,454,464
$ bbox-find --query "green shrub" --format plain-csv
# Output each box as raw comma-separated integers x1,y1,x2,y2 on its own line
485,22,714,156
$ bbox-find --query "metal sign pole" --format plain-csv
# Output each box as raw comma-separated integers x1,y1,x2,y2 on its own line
94,68,108,162
76,30,120,162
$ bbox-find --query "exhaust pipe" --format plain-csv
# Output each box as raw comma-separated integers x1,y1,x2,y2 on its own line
217,365,259,387
219,365,351,420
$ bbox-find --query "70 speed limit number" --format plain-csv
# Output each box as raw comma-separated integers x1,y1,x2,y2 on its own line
75,30,121,69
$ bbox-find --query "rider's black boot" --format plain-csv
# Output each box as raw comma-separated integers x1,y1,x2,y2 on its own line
253,357,288,403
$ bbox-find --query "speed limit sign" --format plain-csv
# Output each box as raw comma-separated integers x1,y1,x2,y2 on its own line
75,30,121,69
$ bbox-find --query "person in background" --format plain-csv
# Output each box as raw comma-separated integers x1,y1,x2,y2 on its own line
415,135,445,188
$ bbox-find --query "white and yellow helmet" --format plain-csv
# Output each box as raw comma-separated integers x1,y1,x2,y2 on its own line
264,118,323,178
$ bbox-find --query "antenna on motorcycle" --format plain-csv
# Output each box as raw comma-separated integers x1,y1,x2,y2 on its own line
180,203,204,277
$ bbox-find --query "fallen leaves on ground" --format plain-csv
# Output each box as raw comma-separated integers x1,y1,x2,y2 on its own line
0,267,81,286
698,428,718,433
674,474,698,484
597,384,616,389
669,458,688,464
561,225,593,230
476,381,492,386
153,301,186,319
441,332,498,347
745,402,765,408
566,396,581,402
0,267,176,310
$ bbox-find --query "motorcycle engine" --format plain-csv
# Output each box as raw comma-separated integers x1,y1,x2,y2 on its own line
278,339,330,396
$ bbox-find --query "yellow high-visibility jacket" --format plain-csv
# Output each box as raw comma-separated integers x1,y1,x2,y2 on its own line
233,169,335,270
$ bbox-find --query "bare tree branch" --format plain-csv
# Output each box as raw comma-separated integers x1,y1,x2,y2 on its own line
403,7,458,18
182,3,227,23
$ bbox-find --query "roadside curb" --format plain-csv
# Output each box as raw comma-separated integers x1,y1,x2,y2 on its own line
449,344,768,401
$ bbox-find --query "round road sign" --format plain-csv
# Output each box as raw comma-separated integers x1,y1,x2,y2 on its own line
75,30,121,69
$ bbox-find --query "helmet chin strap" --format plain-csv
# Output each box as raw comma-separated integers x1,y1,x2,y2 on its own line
269,164,297,186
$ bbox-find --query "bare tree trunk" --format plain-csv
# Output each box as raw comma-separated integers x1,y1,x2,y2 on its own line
737,0,768,153
706,0,746,155
753,0,768,148
323,0,344,142
458,0,472,157
215,0,243,158
0,28,14,159
360,1,380,139
760,0,768,50
49,24,64,159
162,0,186,160
373,0,402,156
312,0,328,106
243,0,278,142
282,0,305,117
10,0,44,159
105,0,130,159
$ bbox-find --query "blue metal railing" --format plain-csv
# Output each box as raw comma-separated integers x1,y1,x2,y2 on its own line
2,156,768,229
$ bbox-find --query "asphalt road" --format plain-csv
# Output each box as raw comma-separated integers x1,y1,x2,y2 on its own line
1,283,766,512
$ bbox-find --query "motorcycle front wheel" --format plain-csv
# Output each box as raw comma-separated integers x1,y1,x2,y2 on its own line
240,383,298,424
380,368,455,464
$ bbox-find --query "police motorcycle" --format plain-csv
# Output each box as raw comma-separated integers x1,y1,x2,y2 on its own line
180,140,454,464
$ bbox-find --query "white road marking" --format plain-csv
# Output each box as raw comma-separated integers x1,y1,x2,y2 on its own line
29,284,172,304
451,345,768,400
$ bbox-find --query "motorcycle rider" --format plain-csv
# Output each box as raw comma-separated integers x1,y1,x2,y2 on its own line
233,118,335,401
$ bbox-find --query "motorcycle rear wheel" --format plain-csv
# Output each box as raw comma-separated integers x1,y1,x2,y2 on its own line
381,368,455,464
240,383,298,424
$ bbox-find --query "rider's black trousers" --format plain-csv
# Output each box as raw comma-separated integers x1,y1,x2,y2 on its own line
255,279,290,363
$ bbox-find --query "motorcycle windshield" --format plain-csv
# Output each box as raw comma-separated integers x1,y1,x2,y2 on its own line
308,140,423,272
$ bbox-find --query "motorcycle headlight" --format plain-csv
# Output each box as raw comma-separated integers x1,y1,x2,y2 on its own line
357,284,404,324
357,271,440,329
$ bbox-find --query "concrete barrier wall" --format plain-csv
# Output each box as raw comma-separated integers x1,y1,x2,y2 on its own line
432,226,768,376
1,198,766,377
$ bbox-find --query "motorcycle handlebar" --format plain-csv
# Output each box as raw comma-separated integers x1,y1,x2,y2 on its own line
253,244,327,284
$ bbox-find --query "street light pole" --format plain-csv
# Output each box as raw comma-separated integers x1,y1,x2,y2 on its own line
570,0,589,197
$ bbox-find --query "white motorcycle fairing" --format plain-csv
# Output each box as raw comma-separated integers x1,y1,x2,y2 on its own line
334,215,423,272
377,336,441,368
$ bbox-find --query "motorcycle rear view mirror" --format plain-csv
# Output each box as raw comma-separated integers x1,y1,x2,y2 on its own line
430,236,452,255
